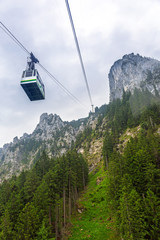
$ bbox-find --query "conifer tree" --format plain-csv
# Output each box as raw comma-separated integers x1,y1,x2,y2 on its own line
16,203,40,240
0,209,13,240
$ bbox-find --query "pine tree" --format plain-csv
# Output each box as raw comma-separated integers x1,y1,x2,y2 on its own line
37,219,51,240
23,170,40,202
16,203,40,240
144,189,160,240
0,209,13,240
119,187,146,240
33,180,50,221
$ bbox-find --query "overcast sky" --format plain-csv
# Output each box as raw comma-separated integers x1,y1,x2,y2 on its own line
0,0,160,147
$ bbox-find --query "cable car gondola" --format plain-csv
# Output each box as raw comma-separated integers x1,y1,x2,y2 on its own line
20,53,45,101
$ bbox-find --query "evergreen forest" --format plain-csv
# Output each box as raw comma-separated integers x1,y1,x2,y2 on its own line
0,89,160,239
0,151,88,239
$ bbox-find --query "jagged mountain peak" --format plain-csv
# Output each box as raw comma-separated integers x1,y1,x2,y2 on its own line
38,113,63,129
39,113,61,123
34,113,64,137
0,111,97,181
33,113,65,138
122,53,146,61
109,53,160,101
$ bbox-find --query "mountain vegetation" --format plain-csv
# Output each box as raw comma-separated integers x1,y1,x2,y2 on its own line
67,166,119,240
0,151,88,239
0,89,160,239
102,90,160,240
0,113,90,182
68,89,160,240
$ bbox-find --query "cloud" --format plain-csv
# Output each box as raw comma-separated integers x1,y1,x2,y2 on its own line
0,0,160,146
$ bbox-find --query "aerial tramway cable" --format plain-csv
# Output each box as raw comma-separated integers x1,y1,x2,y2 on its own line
0,21,86,108
65,0,94,112
0,22,30,55
38,63,86,107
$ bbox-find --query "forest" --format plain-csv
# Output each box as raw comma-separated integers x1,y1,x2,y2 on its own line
102,89,160,240
0,89,160,239
0,151,88,239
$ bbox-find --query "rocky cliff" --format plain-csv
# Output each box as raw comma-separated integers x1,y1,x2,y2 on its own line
0,113,98,181
109,53,160,101
2,53,160,182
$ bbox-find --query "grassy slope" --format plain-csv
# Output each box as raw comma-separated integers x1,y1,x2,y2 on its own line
67,165,120,240
67,125,143,240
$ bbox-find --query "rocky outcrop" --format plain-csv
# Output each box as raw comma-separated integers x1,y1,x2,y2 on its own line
109,53,160,101
33,113,65,140
0,113,98,182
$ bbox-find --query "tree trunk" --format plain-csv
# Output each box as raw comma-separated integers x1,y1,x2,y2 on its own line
68,177,71,222
55,204,58,240
105,155,109,169
72,186,76,213
63,185,66,227
82,165,85,189
75,186,78,200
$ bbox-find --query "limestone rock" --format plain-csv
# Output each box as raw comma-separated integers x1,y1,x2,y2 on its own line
109,53,160,101
0,112,96,182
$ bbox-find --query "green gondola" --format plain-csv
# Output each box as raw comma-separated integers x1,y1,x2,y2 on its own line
20,53,45,101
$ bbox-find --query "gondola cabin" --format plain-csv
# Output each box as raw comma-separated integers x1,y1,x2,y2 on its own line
21,69,45,101
20,53,45,101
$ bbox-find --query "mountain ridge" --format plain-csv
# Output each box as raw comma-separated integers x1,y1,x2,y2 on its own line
1,52,160,182
0,111,99,181
0,53,160,239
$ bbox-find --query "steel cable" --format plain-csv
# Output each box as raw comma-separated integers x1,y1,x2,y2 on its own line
65,0,94,111
0,21,86,108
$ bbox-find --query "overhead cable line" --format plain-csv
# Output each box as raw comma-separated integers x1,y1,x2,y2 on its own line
0,21,86,108
65,0,94,112
38,63,87,107
0,21,30,55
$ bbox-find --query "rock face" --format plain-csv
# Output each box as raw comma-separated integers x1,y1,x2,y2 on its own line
109,53,160,101
2,53,160,182
0,113,97,182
